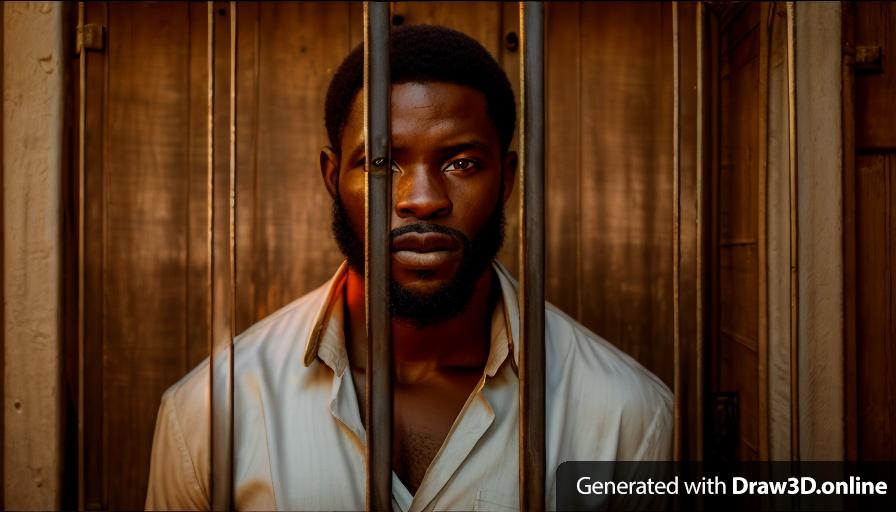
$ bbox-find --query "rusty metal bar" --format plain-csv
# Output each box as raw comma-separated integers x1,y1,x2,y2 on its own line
671,0,682,462
519,2,546,510
363,2,392,510
785,0,800,462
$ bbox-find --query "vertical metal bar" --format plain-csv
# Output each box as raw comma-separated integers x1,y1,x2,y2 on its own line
694,0,705,461
363,3,392,511
519,2,545,510
228,2,238,507
206,1,217,507
785,1,800,462
77,3,86,509
671,0,682,462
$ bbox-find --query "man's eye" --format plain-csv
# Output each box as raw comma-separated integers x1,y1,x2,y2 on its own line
356,158,400,172
444,158,478,172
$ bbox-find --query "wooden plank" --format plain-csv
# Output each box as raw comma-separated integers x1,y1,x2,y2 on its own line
499,1,521,279
81,2,107,508
391,2,502,57
756,2,770,460
856,154,894,459
249,2,351,322
842,0,858,462
101,3,192,508
544,2,581,319
718,245,759,346
713,2,763,462
579,1,674,385
719,25,759,245
676,0,703,461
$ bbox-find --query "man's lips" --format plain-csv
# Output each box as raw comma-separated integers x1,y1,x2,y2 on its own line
391,232,461,269
391,232,460,253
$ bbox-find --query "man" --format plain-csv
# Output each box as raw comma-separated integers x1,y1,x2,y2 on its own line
146,25,671,511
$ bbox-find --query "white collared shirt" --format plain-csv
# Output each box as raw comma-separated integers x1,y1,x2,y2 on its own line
145,262,672,511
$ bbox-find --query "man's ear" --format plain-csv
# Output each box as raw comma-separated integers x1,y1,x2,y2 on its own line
501,151,518,204
320,146,340,199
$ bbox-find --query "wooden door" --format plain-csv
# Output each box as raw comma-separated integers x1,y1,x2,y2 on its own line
846,1,896,461
70,2,682,508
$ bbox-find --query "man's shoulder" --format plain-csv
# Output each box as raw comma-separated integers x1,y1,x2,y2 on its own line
543,304,673,459
544,303,672,415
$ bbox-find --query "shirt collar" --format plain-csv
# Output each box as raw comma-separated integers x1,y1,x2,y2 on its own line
301,260,522,375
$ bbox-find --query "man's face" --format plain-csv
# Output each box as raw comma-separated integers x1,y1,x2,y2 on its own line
321,82,517,325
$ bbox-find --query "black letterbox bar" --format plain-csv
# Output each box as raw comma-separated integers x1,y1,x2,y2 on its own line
364,2,394,511
519,2,546,511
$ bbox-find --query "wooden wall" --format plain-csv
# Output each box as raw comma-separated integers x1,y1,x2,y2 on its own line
73,2,678,508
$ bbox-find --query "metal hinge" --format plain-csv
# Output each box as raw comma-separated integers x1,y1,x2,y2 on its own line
855,45,882,74
76,24,105,54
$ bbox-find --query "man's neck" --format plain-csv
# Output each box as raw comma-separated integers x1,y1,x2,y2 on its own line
343,265,496,384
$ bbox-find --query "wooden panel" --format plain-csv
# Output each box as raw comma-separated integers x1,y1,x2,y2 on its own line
545,2,581,317
101,4,193,508
392,2,502,57
848,1,896,462
718,25,758,244
718,245,759,346
82,2,108,508
711,2,761,462
578,2,674,384
855,154,895,459
855,3,896,149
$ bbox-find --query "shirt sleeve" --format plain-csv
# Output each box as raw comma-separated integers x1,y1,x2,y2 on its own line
145,391,209,511
637,401,674,461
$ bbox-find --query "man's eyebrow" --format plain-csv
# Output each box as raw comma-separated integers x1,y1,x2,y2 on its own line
436,140,490,155
390,140,491,156
349,140,491,161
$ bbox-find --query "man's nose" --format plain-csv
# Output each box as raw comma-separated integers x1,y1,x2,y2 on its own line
394,166,452,220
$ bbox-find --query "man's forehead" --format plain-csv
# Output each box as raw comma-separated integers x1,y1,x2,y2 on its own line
341,82,496,153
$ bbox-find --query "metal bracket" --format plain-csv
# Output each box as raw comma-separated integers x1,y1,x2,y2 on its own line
855,45,882,74
77,24,105,54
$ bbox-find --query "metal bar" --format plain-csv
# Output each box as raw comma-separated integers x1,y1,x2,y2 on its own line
785,0,800,462
671,0,682,462
363,3,392,510
519,2,545,510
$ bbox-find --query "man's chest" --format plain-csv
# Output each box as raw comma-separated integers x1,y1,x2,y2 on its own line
392,383,474,494
235,370,527,509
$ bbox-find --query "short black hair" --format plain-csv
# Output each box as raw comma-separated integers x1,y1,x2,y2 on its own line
324,24,516,153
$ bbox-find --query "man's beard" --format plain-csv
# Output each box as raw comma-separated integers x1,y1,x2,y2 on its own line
331,190,505,326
